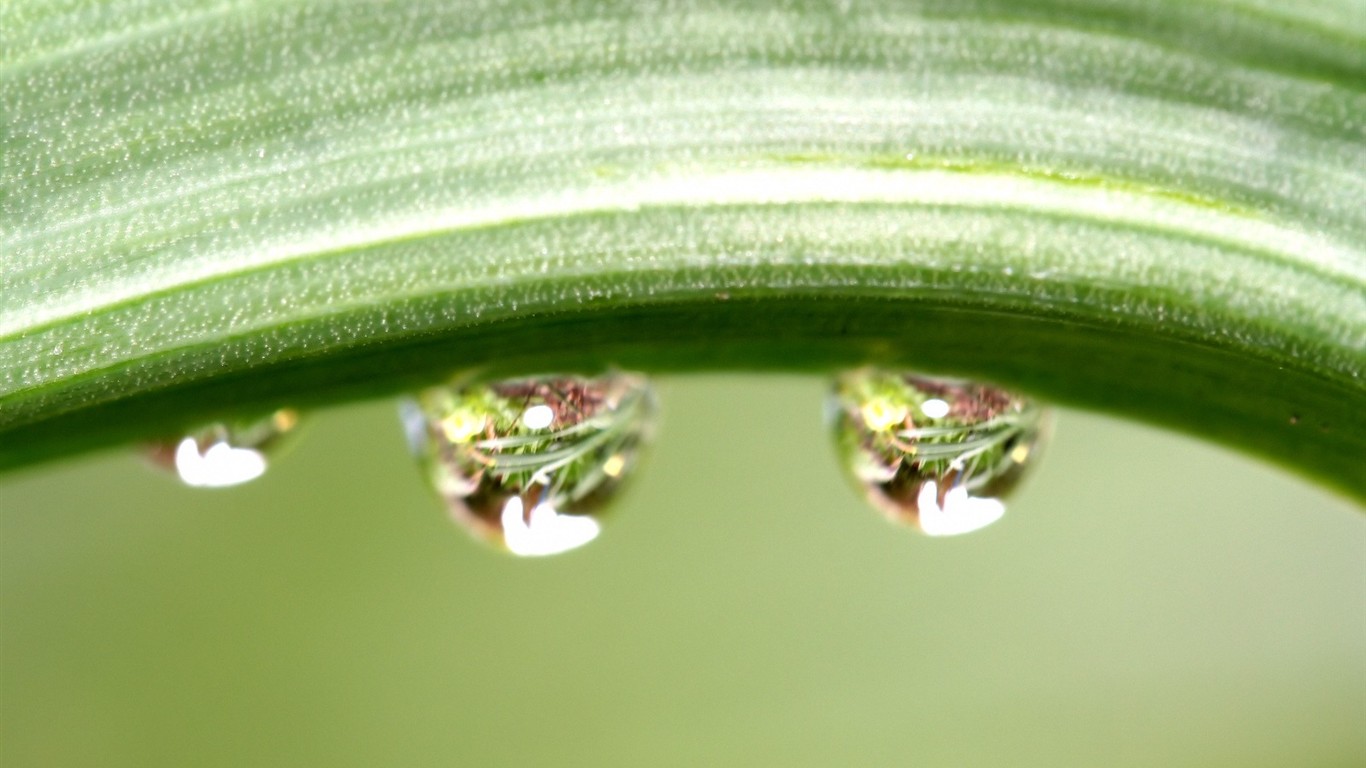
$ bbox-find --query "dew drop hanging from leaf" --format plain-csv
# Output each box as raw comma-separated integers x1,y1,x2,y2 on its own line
401,372,657,557
143,410,301,488
829,369,1048,537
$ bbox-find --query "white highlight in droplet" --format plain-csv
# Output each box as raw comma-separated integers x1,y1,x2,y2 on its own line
916,481,1005,537
174,438,268,488
920,398,951,419
500,496,601,557
521,404,555,430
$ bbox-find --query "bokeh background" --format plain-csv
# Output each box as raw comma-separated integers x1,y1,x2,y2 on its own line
3,376,1363,767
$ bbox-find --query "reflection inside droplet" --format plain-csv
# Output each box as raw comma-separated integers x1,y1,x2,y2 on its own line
920,398,950,419
499,496,602,557
829,368,1047,536
520,404,555,430
915,481,1005,536
145,409,300,488
402,371,656,557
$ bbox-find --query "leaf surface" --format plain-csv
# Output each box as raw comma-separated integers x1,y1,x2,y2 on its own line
2,0,1363,498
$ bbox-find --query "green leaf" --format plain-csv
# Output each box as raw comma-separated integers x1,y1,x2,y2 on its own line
2,0,1363,500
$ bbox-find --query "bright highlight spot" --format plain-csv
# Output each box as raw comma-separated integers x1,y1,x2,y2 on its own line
440,408,485,443
920,398,951,419
174,438,268,488
500,496,601,557
521,404,555,430
860,398,908,432
271,410,300,432
601,454,626,478
916,481,1005,537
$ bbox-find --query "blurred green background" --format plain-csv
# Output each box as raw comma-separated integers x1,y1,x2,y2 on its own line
2,376,1363,767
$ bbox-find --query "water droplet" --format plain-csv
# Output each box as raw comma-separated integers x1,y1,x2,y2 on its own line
144,409,300,488
829,369,1047,537
402,372,656,557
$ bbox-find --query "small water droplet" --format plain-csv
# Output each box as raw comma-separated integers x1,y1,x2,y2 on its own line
402,372,656,557
829,368,1047,537
145,409,300,488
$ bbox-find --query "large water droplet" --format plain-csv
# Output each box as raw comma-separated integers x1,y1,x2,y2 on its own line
829,369,1047,536
144,410,300,488
402,372,657,557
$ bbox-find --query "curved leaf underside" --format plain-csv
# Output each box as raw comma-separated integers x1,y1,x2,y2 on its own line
1,0,1363,499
